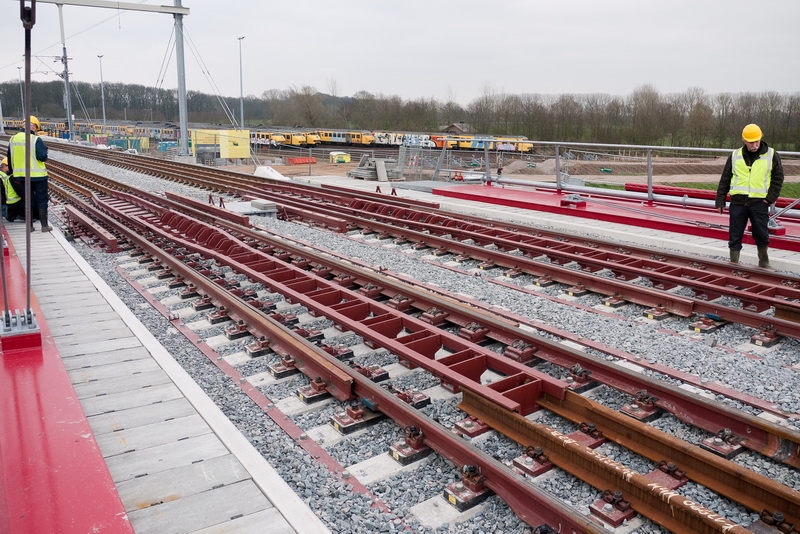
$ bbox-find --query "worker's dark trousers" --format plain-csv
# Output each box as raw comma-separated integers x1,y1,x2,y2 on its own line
30,179,49,222
728,201,770,250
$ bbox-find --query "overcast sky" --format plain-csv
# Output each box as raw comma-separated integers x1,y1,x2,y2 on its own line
1,0,798,108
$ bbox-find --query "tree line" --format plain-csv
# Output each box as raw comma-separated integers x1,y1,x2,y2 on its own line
2,80,798,150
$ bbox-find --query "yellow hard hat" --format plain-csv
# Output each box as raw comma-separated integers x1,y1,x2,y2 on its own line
1,157,7,166
29,115,40,129
742,123,762,142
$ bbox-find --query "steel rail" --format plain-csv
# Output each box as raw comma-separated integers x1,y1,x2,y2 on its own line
236,221,797,418
534,391,800,526
54,177,788,532
68,193,357,401
460,390,754,534
57,183,565,409
52,180,607,533
52,165,800,467
256,193,800,339
61,183,757,533
212,221,800,468
52,143,800,293
89,185,800,469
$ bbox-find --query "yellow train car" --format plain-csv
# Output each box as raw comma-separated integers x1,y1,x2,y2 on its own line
39,121,67,136
281,132,312,146
317,130,375,146
302,132,320,146
133,126,176,140
251,131,287,147
3,118,27,132
159,128,177,141
429,134,458,150
373,131,436,148
442,134,534,153
492,136,533,152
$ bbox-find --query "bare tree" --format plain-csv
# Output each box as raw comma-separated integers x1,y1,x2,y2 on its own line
9,79,800,150
288,85,326,127
584,93,611,142
712,93,735,145
468,82,496,134
758,91,784,141
686,101,714,146
779,94,800,149
350,90,378,129
442,86,462,127
261,88,286,126
629,84,662,144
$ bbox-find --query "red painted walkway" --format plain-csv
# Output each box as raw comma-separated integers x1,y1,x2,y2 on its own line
0,229,132,534
432,183,800,252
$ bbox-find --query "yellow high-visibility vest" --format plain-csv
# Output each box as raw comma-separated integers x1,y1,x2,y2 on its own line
9,131,47,178
729,147,774,198
1,172,21,204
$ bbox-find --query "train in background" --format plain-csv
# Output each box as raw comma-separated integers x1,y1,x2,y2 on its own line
249,129,536,152
3,118,534,153
2,118,178,141
429,134,534,152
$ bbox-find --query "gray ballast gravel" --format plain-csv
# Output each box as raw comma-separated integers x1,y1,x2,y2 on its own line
51,152,798,533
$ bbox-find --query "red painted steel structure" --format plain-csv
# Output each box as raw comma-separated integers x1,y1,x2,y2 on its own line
433,183,800,252
0,229,133,533
624,183,799,209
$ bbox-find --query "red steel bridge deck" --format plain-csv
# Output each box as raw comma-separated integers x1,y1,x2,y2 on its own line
0,228,132,533
430,182,800,253
0,225,327,534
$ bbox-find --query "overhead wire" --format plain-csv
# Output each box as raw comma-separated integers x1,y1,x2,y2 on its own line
148,26,176,121
181,25,258,165
70,80,92,123
1,0,151,74
182,27,238,128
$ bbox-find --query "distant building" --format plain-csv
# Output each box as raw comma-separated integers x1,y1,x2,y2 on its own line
441,122,473,134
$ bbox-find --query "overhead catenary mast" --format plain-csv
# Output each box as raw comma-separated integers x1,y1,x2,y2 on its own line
37,0,191,154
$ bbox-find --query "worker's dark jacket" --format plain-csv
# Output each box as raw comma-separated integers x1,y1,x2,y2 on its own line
715,141,784,208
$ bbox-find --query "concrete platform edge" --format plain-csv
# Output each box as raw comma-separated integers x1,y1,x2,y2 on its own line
54,230,331,534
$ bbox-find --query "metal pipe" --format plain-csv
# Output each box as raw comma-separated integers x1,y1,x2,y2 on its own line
174,0,189,156
56,4,74,142
21,0,36,323
488,176,800,221
98,54,106,135
237,36,245,129
554,144,561,191
17,67,24,115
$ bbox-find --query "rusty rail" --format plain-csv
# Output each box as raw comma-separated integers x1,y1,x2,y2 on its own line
460,390,755,534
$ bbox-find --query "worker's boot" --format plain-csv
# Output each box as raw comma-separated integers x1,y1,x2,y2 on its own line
729,249,740,263
757,247,772,269
41,211,52,233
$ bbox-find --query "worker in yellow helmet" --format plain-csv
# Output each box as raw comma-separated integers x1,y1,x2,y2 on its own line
6,115,51,231
1,156,23,221
715,124,784,269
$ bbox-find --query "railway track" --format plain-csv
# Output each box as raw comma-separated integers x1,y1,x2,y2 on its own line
48,144,800,342
42,154,800,532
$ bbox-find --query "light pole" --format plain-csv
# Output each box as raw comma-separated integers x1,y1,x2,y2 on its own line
237,35,245,129
98,55,106,135
17,66,24,116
